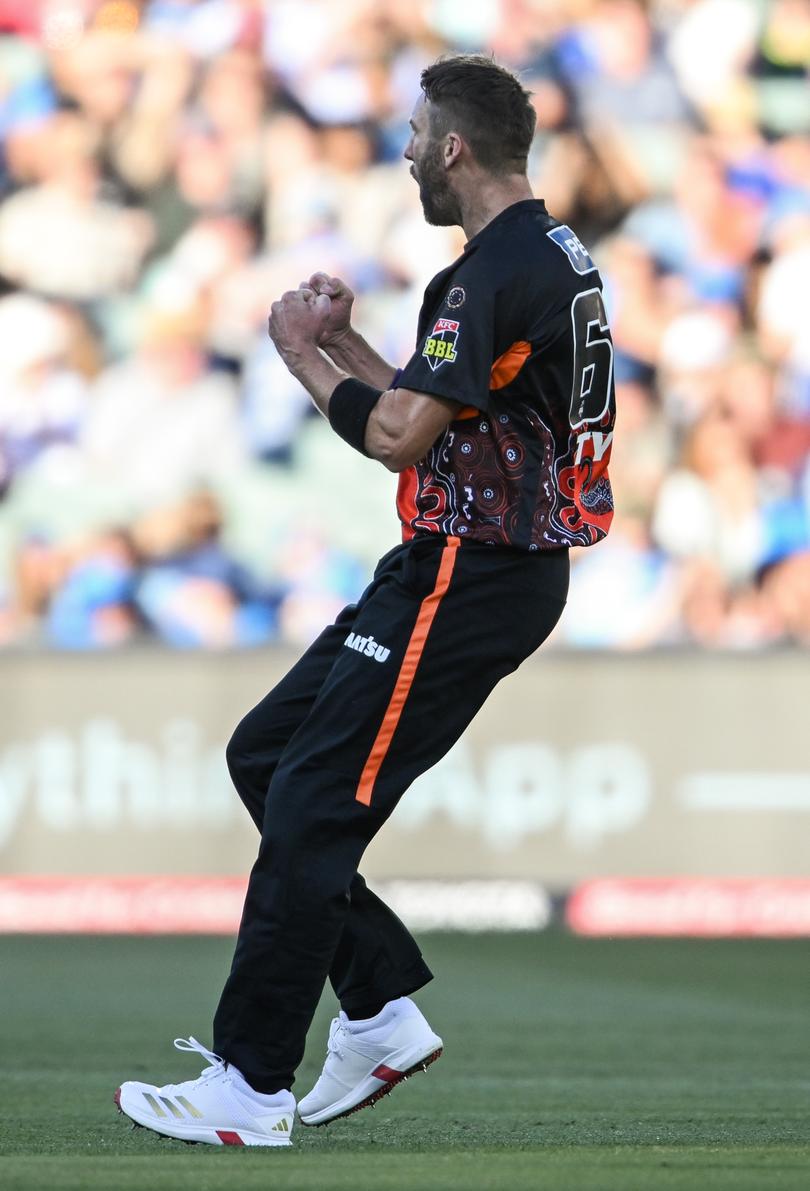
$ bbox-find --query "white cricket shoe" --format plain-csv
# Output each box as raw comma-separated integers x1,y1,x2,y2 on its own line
114,1037,295,1147
298,997,442,1126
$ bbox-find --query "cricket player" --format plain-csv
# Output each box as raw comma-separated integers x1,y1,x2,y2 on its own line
116,53,615,1146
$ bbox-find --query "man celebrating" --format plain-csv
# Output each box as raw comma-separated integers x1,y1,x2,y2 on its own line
116,54,615,1147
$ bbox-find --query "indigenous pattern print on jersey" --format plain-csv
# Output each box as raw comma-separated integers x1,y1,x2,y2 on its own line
396,200,615,550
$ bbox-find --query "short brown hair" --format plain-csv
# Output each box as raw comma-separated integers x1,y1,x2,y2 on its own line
420,54,536,175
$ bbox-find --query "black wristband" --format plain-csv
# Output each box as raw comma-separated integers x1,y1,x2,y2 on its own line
328,378,383,456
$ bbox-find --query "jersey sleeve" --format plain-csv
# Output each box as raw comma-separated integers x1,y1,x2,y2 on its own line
396,284,496,413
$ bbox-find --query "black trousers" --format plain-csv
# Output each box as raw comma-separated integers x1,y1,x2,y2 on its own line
213,535,569,1092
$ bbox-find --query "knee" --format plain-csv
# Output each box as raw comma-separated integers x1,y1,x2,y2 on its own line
225,718,271,824
263,761,368,870
225,719,251,786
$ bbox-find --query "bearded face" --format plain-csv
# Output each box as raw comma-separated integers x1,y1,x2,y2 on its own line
411,134,462,228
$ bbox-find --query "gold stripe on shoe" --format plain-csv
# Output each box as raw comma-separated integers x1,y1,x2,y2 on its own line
176,1096,203,1119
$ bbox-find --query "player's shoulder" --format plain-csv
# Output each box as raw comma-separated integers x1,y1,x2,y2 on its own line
540,219,601,280
472,202,601,292
508,209,601,287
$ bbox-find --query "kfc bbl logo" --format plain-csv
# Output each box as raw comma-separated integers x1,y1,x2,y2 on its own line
423,318,460,371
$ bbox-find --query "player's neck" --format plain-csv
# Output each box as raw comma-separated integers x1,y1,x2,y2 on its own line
459,175,535,242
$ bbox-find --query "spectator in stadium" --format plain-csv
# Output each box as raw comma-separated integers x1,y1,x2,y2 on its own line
0,294,89,497
45,527,140,649
80,305,245,506
132,488,279,648
0,109,152,300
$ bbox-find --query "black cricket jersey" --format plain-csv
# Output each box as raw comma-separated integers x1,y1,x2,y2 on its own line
396,199,615,549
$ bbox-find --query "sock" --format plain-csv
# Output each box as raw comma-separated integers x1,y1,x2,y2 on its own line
228,1065,294,1105
344,1000,389,1023
342,996,415,1033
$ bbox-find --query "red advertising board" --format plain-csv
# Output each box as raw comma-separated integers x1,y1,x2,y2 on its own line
567,879,810,937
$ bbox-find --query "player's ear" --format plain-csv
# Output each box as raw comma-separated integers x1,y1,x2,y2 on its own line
444,132,463,168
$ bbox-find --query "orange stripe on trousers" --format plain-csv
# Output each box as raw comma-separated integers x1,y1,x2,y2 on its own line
355,536,460,807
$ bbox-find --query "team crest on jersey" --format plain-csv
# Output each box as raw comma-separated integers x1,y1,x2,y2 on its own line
423,317,459,371
445,285,466,309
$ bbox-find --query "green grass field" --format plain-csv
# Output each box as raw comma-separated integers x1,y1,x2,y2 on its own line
0,931,807,1190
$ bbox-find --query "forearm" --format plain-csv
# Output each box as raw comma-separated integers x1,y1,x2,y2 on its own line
320,327,397,389
283,348,398,466
284,347,347,418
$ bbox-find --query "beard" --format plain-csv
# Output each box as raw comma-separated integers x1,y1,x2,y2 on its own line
413,140,462,227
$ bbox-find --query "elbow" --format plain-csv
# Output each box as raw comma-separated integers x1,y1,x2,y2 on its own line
370,432,420,473
383,443,426,472
378,446,412,473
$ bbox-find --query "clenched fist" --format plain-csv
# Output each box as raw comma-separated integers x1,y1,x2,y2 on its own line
268,288,332,361
300,273,355,346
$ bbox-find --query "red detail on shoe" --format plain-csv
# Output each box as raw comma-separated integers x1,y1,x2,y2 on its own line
113,1088,122,1110
216,1130,245,1146
371,1063,403,1082
302,1048,443,1128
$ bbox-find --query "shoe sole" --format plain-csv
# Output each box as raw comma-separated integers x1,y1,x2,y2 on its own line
299,1046,443,1127
113,1087,292,1147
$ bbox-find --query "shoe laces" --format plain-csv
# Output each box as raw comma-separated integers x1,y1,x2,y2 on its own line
326,1017,348,1063
173,1036,230,1085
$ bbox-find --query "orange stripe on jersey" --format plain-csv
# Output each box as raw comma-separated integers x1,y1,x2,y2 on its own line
396,465,418,538
490,341,531,390
455,405,480,420
355,537,460,807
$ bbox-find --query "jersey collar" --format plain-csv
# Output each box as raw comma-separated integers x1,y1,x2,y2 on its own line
463,198,548,252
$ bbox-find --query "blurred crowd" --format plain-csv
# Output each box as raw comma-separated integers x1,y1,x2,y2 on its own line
0,0,808,650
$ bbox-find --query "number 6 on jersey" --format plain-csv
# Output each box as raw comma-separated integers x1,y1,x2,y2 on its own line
569,288,613,429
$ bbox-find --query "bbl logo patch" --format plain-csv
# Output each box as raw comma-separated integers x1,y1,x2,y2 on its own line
423,317,460,371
